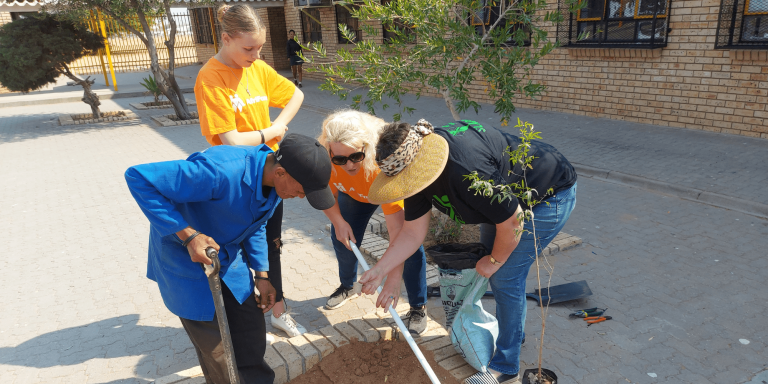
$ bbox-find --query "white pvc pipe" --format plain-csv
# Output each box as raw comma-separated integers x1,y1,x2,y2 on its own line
350,242,442,384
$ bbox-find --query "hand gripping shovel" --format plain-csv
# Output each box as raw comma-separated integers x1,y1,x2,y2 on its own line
349,243,441,384
201,247,241,384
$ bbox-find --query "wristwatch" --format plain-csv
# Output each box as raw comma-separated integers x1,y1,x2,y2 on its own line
489,256,504,265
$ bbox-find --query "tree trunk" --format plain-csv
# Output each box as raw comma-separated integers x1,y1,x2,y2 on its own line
163,0,191,118
441,88,461,121
133,1,191,120
62,66,101,119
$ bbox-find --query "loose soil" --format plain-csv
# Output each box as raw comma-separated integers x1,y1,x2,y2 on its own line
71,111,126,120
142,100,172,107
168,111,200,121
288,339,461,384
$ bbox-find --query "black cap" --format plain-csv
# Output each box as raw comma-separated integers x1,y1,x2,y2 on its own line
274,133,334,210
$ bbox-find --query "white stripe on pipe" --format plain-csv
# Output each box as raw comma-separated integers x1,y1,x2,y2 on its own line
349,242,442,384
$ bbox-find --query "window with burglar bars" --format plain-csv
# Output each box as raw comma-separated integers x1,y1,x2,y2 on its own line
335,4,363,43
715,0,768,48
189,8,220,45
470,0,531,46
556,0,671,48
382,0,416,43
300,8,323,43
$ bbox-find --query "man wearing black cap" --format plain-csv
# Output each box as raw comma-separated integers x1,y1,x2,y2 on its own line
125,133,333,384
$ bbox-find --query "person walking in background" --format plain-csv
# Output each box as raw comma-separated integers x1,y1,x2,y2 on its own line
317,110,430,336
125,134,335,384
287,29,303,88
194,3,307,338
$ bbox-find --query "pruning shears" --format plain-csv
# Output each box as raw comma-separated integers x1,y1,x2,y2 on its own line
569,307,607,318
585,316,613,326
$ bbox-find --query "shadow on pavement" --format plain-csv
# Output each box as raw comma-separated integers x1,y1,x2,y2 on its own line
0,314,196,375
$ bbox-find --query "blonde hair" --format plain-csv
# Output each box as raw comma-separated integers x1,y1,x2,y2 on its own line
318,110,387,182
217,4,265,37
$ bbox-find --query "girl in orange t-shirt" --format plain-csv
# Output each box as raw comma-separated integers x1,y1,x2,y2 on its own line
317,110,429,336
193,4,305,340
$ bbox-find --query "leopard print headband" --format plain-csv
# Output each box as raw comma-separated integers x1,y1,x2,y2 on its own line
377,119,434,177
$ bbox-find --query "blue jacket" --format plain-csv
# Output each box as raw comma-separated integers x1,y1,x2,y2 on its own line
125,145,281,321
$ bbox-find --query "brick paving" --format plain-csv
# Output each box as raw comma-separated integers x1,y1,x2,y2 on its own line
1,82,767,384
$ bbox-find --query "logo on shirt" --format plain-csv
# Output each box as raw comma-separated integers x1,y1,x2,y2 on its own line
432,195,465,224
230,94,246,113
230,94,269,113
333,182,346,193
442,120,486,136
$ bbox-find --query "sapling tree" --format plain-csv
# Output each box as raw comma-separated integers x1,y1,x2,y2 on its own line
304,1,588,380
466,118,556,383
44,0,195,120
300,0,574,124
0,14,105,118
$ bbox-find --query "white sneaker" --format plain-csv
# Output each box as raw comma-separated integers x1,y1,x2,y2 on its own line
271,312,307,337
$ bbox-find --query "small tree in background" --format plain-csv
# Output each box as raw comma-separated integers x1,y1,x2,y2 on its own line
301,0,581,124
45,0,196,120
0,14,105,118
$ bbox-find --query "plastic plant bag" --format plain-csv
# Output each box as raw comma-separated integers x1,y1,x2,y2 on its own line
428,243,499,372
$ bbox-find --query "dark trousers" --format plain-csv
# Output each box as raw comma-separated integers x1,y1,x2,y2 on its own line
180,282,275,384
266,201,283,302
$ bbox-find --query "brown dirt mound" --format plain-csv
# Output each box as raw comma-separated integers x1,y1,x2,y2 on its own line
289,339,461,384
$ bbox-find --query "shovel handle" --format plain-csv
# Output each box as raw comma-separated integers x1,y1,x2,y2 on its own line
200,247,221,277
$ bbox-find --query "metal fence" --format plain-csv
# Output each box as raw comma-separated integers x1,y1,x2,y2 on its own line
715,0,768,48
556,0,671,48
69,10,206,88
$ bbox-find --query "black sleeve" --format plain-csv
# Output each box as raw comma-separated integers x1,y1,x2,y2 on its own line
456,174,520,224
404,193,432,221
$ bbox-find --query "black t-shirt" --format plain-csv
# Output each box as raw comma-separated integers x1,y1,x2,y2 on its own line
287,39,302,57
404,120,577,224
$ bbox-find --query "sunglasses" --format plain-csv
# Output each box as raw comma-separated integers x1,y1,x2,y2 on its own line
330,148,366,165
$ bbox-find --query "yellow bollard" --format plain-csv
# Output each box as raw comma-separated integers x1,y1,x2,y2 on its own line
97,10,118,92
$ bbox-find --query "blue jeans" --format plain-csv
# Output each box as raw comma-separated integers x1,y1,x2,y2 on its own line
480,182,577,375
331,192,428,308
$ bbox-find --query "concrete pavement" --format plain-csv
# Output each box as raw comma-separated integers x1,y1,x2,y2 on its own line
0,72,766,383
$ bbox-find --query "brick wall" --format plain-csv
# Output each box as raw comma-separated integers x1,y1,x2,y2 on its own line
0,11,11,25
195,44,216,64
231,3,768,138
267,7,290,70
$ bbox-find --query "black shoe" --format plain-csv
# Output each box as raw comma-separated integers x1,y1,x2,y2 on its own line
325,284,354,310
293,79,298,86
406,306,428,336
298,82,303,88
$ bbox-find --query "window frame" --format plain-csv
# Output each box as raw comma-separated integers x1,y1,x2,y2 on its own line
300,8,323,44
468,0,532,47
381,0,416,44
189,8,217,45
556,0,671,48
335,3,363,44
715,0,768,48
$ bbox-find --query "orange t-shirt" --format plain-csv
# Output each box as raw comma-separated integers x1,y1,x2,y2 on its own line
329,166,404,215
195,58,295,149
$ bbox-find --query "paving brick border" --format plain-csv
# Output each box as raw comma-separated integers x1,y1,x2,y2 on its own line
58,109,139,126
152,310,485,384
130,98,196,110
151,111,200,127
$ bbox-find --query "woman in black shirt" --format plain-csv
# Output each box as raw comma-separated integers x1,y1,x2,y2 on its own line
361,119,577,384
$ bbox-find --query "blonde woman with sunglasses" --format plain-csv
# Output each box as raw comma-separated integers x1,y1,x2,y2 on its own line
317,110,430,336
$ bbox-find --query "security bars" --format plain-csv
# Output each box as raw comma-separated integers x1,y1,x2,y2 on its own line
715,0,768,48
556,0,672,48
